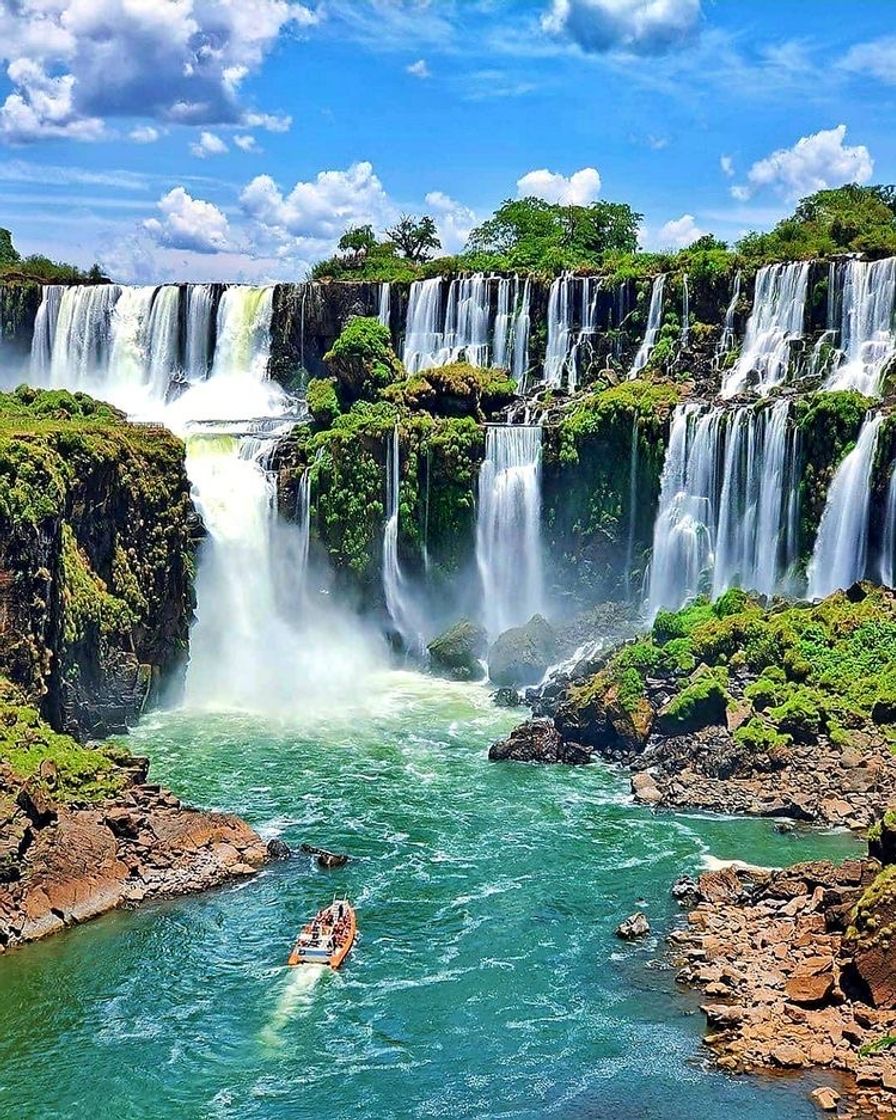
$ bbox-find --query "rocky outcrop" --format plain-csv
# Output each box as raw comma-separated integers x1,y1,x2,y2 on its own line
428,619,487,681
0,755,270,950
488,614,557,688
0,388,196,740
672,854,896,1116
488,718,590,764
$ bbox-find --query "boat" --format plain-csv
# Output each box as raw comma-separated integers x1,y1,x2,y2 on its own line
288,899,356,968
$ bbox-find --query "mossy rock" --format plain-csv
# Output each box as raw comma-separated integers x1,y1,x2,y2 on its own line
323,316,403,405
657,665,730,734
488,614,557,688
384,362,516,421
428,619,487,682
306,377,341,428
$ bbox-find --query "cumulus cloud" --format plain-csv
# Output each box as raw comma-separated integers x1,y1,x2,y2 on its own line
130,125,160,144
234,134,258,152
656,213,706,248
541,0,702,56
143,186,232,253
731,124,873,202
517,166,601,205
407,58,431,78
425,190,476,254
191,130,228,158
720,154,734,177
839,36,896,85
240,161,398,254
0,0,317,143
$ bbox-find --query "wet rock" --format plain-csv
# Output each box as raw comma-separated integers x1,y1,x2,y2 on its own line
809,1086,840,1112
492,687,521,708
488,719,591,765
488,615,558,688
427,620,488,682
672,875,699,905
266,839,291,861
300,844,349,869
631,771,662,805
616,912,650,940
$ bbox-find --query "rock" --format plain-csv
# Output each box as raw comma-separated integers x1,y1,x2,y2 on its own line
616,912,650,940
786,962,835,1007
632,771,662,805
487,615,558,688
492,687,520,708
427,620,487,682
809,1087,840,1112
266,839,291,860
488,719,590,764
104,808,142,840
299,844,349,869
771,1043,808,1068
672,875,699,905
726,700,753,733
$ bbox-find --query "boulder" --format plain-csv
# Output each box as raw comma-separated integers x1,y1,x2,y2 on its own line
488,615,557,688
493,687,520,708
615,912,650,940
808,1087,840,1112
631,771,662,805
266,839,291,861
300,844,349,869
427,620,487,682
488,719,590,764
841,864,896,1008
785,961,835,1007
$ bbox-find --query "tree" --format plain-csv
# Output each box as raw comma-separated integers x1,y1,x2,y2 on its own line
385,215,441,262
0,228,20,267
338,224,378,261
466,197,641,269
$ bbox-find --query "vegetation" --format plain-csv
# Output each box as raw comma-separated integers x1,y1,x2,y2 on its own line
323,317,404,405
0,226,106,283
383,362,516,420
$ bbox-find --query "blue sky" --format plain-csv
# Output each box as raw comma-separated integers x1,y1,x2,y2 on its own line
2,0,896,282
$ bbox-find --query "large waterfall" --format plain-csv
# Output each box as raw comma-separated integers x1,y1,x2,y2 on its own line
807,413,883,600
629,274,665,377
721,262,810,397
647,400,800,615
543,274,600,392
476,425,543,637
823,257,896,397
402,274,530,380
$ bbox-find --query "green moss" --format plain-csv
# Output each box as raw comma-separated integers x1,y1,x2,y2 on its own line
306,377,341,428
734,717,792,752
383,362,515,420
323,317,403,404
859,1035,896,1058
657,666,730,733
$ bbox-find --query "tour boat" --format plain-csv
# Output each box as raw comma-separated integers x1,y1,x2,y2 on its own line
288,899,356,968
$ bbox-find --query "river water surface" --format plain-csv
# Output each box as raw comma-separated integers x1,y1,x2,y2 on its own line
0,673,860,1119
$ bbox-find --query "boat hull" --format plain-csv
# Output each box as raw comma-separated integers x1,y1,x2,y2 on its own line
288,902,356,969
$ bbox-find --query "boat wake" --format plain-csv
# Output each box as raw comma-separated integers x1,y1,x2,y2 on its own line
259,965,328,1047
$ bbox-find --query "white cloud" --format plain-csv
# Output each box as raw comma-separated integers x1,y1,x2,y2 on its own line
517,166,601,205
234,134,258,152
0,157,147,189
242,110,292,133
731,124,873,202
191,130,228,158
240,161,399,259
656,212,706,249
143,186,231,253
407,58,431,78
720,154,734,177
541,0,702,56
0,0,317,142
840,36,896,84
425,190,476,254
129,125,160,144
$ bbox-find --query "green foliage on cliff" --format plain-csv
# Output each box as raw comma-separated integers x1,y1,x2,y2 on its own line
0,227,105,282
383,362,516,420
323,317,403,405
0,229,18,266
306,377,341,428
568,584,896,752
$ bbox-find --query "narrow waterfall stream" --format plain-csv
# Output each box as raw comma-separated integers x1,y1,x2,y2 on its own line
382,426,425,653
476,424,543,637
629,273,665,376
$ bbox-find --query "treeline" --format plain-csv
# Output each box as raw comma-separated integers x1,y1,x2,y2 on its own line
0,227,106,284
311,184,896,283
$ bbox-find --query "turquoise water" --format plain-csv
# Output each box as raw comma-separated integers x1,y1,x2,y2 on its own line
0,672,861,1120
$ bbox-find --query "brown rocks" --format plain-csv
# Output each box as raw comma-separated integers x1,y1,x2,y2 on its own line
615,912,650,940
809,1086,840,1112
488,719,591,764
300,844,349,869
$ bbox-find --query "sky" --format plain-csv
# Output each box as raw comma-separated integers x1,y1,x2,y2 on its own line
1,0,896,283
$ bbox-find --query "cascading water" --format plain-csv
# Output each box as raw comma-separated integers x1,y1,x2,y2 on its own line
543,274,574,389
721,262,810,397
476,425,543,638
403,278,444,374
184,284,215,381
681,274,690,348
382,426,425,653
47,284,121,389
807,412,883,600
716,270,742,361
647,400,800,615
511,278,531,390
629,274,665,377
145,286,182,394
30,285,63,378
881,465,896,589
377,282,391,330
823,257,896,397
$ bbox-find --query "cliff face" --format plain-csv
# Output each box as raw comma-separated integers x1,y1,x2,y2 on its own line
0,387,197,740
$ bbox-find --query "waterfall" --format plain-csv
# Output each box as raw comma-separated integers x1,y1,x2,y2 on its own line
716,270,742,359
629,274,665,377
402,275,493,373
476,425,543,637
492,277,514,370
377,282,391,329
543,274,574,389
681,274,690,348
647,400,800,615
623,413,640,597
30,285,64,378
807,413,883,600
881,465,896,588
47,284,121,389
824,258,896,397
721,262,810,397
145,286,182,394
382,426,424,652
296,468,312,595
185,285,215,381
511,278,531,391
211,286,274,380
403,278,445,374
